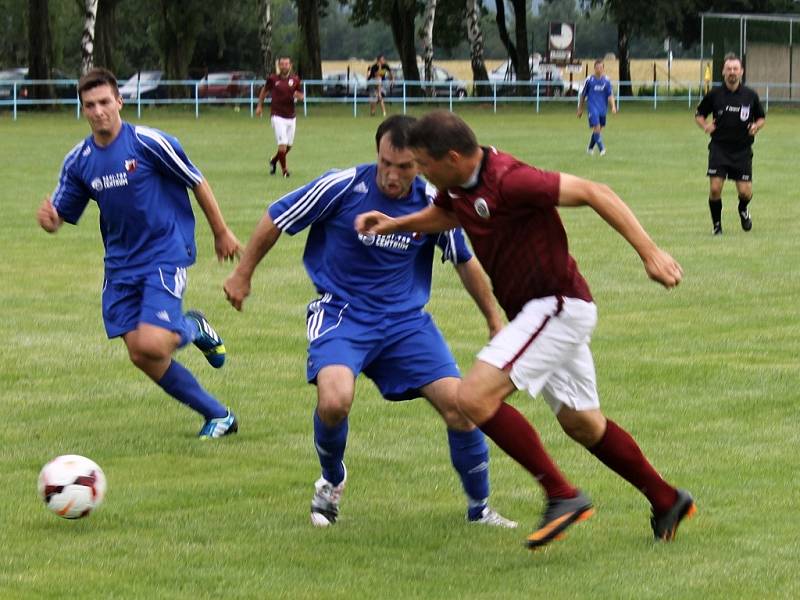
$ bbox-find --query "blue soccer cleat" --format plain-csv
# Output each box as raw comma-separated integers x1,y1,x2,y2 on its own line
198,409,238,439
186,309,226,368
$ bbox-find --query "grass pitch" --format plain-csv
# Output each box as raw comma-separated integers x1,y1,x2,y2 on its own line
1,103,799,599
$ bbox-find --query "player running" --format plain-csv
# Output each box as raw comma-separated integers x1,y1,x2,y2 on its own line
36,68,241,439
257,56,304,178
356,110,696,549
577,59,616,156
224,115,516,529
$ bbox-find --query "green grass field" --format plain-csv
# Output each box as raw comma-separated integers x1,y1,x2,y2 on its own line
1,103,798,599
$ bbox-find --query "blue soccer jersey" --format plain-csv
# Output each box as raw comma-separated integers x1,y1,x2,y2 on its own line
582,75,613,116
268,164,472,314
51,122,203,278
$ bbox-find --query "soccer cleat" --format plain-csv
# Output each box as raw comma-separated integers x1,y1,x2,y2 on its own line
198,409,238,439
739,210,752,231
651,488,696,541
468,506,518,529
283,171,291,178
526,490,594,549
310,464,346,527
599,148,607,156
713,223,723,236
269,160,277,175
586,146,594,155
186,310,226,368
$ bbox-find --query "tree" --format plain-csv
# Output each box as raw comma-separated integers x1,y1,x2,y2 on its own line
419,0,436,83
494,0,530,81
295,0,322,79
94,0,119,72
259,0,274,76
80,0,98,74
27,0,54,99
466,0,490,93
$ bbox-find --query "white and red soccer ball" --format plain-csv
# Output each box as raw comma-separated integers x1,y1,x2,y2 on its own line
38,455,106,519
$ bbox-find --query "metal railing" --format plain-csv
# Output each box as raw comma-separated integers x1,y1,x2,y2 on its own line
1,77,798,120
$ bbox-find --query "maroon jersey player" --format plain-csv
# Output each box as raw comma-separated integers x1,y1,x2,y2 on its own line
256,56,304,177
356,110,695,550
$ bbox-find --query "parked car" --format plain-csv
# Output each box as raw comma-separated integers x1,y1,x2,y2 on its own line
198,71,256,98
488,59,574,96
0,67,75,100
119,71,165,100
322,71,368,97
387,63,468,98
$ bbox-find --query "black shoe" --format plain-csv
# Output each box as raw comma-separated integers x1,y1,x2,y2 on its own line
283,171,291,178
526,490,593,549
713,222,723,236
739,210,752,231
651,489,696,541
269,160,277,175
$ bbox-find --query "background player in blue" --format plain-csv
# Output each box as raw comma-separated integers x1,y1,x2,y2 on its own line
36,68,242,439
577,59,617,156
223,115,516,529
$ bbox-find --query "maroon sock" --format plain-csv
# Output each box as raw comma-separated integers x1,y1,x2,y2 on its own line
479,402,577,500
270,153,278,166
589,419,678,514
278,150,287,171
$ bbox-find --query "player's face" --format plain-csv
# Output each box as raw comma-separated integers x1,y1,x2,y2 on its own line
594,62,604,77
81,84,123,142
411,148,459,190
723,60,743,89
376,134,418,198
278,59,291,76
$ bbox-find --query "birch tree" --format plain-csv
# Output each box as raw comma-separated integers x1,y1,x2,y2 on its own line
80,0,98,74
419,0,436,85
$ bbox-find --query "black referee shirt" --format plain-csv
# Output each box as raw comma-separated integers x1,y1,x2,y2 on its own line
696,84,765,147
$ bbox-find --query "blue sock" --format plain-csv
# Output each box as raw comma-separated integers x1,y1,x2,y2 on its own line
177,314,199,349
313,410,347,486
157,360,227,419
597,135,605,152
588,132,598,149
447,428,490,519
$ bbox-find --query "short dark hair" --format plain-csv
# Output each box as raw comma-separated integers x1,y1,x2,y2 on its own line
375,114,416,151
594,59,603,66
407,111,479,159
78,67,119,102
723,52,741,66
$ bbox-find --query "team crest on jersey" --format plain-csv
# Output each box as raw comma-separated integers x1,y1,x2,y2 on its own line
740,105,750,121
289,79,295,87
474,197,490,219
124,159,137,173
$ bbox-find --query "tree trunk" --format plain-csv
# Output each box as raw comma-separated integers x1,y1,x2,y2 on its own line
94,0,118,73
296,0,322,81
466,0,489,96
390,0,421,96
509,0,530,81
27,0,54,100
494,0,517,76
420,0,436,90
259,0,274,77
81,0,99,75
617,20,632,96
159,0,203,97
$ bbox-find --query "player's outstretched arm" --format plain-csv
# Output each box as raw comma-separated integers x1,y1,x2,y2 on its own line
224,213,282,311
455,258,504,338
37,196,63,233
557,173,683,289
192,179,242,262
255,85,268,117
356,204,458,236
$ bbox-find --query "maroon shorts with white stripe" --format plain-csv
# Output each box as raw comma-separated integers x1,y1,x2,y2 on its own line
477,296,600,414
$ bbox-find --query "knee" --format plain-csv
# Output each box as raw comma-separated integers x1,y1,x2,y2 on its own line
316,393,352,425
559,410,606,447
127,338,171,369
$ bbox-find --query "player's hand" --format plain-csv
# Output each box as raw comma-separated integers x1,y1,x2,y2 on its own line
355,210,396,235
214,228,243,262
748,123,759,136
704,122,716,135
223,271,251,311
36,196,62,233
611,106,618,114
642,248,683,289
576,109,582,118
255,105,263,118
488,318,504,340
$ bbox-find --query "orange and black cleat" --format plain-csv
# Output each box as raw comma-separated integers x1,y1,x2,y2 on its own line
526,490,594,550
651,488,696,541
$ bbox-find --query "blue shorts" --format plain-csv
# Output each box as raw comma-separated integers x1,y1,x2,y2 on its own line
305,294,460,401
101,266,189,339
588,113,607,128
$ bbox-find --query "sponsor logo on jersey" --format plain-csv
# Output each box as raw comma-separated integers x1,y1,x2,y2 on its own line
353,182,368,194
124,159,138,173
740,105,750,121
99,171,129,190
474,197,491,219
725,104,741,113
358,232,412,250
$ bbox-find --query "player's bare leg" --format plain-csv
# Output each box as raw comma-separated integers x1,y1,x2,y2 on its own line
457,361,592,548
709,176,725,235
735,179,753,231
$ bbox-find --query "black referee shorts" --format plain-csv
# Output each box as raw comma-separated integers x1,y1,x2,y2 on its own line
706,143,753,182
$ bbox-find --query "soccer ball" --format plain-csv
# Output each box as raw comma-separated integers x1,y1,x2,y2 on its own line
37,455,107,519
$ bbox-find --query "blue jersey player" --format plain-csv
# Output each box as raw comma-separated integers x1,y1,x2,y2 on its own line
36,68,242,439
577,59,617,156
224,116,516,529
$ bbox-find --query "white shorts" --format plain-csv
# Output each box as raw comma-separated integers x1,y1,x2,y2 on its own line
477,296,600,414
271,115,297,146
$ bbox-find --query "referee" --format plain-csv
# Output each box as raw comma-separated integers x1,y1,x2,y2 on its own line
695,53,765,235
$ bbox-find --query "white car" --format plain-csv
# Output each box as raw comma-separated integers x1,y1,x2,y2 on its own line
119,71,164,100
